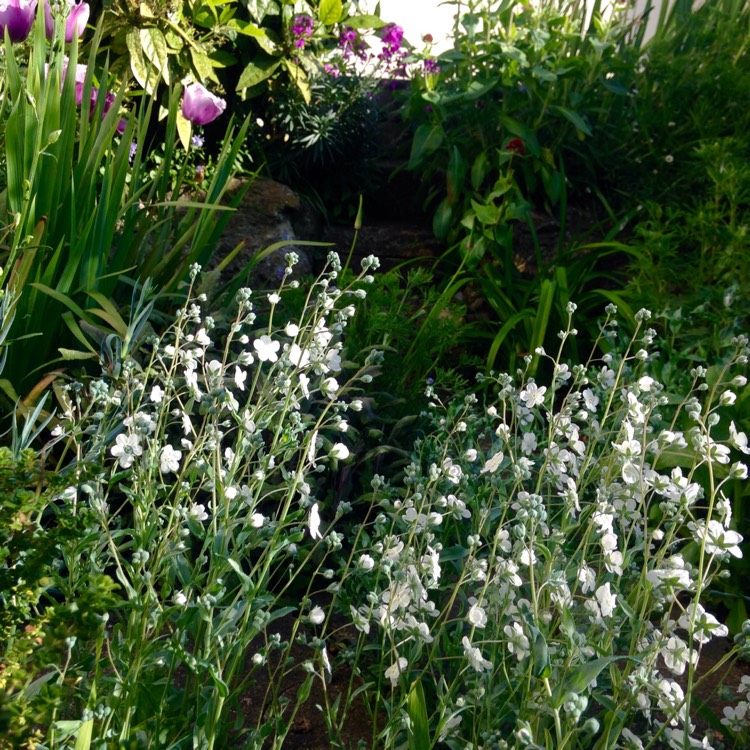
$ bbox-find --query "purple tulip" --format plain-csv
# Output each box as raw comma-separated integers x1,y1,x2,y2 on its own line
0,0,38,43
44,0,89,41
181,83,226,126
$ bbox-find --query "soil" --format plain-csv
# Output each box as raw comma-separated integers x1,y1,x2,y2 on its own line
227,614,377,749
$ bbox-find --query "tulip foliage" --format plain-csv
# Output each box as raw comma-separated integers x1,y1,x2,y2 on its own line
0,17,252,399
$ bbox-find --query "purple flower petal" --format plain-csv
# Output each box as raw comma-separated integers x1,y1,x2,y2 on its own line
181,83,227,126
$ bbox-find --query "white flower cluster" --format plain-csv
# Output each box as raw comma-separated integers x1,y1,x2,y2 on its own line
341,310,748,748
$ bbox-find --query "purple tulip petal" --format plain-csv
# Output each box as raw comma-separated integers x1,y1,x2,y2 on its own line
181,83,227,126
0,0,38,43
65,0,88,41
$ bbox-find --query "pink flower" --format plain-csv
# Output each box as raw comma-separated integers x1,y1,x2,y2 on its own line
44,0,89,42
181,83,227,126
0,0,38,43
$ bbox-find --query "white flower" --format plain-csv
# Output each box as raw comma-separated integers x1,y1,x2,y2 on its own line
721,702,748,732
385,656,408,686
504,622,530,661
577,562,596,594
358,554,375,571
690,519,743,558
149,385,165,403
462,636,493,672
330,443,350,460
321,377,339,398
720,390,737,406
467,603,488,629
521,432,537,455
250,513,265,528
595,582,617,617
708,440,731,464
309,605,325,625
111,433,143,469
637,375,655,392
309,502,323,540
288,343,310,368
321,646,331,675
661,636,696,676
621,461,641,485
598,366,616,388
325,349,342,372
174,591,188,606
480,451,504,474
729,421,750,454
195,328,211,347
464,448,478,462
188,503,209,522
285,322,299,337
443,458,463,483
519,548,536,567
350,605,371,634
583,388,599,411
267,293,281,305
159,445,182,474
678,602,728,643
234,366,247,391
253,335,280,363
520,383,547,408
298,373,310,398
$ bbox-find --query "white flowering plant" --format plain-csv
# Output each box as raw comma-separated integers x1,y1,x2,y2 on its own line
31,252,380,748
8,269,750,750
322,304,750,750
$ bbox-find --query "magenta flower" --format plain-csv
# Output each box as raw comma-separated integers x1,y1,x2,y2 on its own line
0,0,38,43
291,13,313,49
381,23,404,48
44,0,89,41
181,83,226,126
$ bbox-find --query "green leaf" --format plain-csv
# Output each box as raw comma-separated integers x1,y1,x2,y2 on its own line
237,55,281,91
406,680,431,750
471,151,489,191
318,0,343,25
296,673,314,704
283,59,310,104
190,49,220,84
345,14,386,29
528,278,557,377
432,197,453,240
126,29,152,92
176,110,191,150
73,718,94,750
470,199,501,226
550,105,592,136
409,123,444,169
553,657,638,707
58,348,98,360
439,545,468,562
531,627,550,678
226,18,266,37
446,146,465,206
140,27,170,85
486,309,534,370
